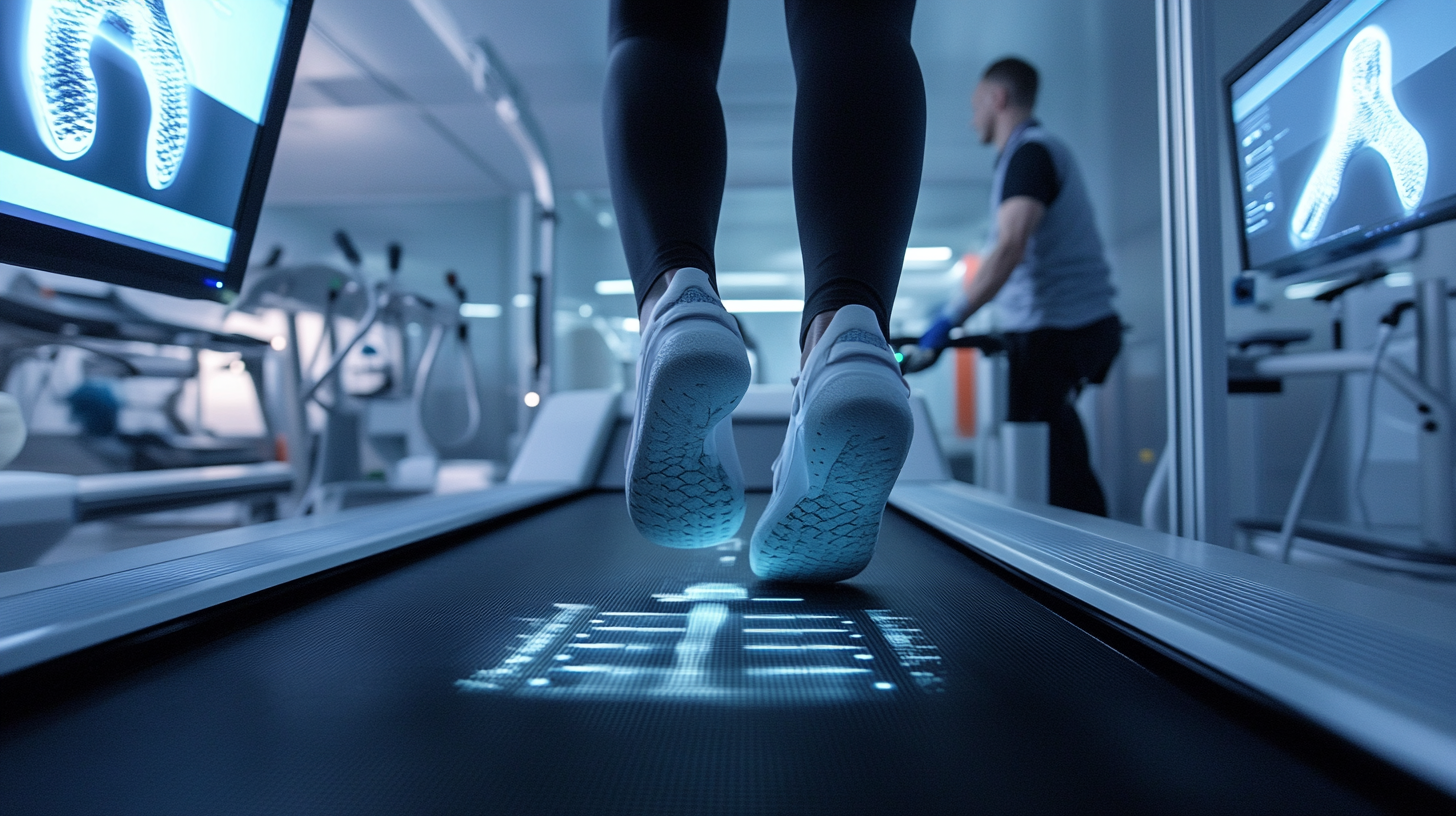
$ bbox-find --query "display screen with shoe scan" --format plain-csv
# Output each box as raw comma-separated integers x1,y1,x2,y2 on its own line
0,0,310,301
1226,0,1456,276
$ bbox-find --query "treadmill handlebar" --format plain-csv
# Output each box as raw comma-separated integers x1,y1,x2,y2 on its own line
889,334,1005,375
888,334,1006,353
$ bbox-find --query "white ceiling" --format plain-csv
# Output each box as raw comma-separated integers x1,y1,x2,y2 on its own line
263,0,1130,207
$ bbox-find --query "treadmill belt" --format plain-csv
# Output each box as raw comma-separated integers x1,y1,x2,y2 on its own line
0,493,1384,814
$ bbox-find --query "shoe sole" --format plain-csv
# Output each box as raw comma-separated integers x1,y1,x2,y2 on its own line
628,323,750,548
751,374,913,582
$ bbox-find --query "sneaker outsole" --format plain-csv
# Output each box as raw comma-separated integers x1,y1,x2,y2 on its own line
627,324,751,548
750,374,913,581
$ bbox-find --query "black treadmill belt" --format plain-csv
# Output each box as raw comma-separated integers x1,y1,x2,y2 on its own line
0,493,1381,814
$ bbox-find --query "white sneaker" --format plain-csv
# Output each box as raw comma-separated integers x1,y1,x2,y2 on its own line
751,305,913,582
626,268,751,548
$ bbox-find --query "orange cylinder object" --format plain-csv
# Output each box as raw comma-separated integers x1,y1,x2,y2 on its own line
954,348,977,437
952,252,981,438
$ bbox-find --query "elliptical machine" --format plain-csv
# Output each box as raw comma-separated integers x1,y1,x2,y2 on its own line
234,232,482,514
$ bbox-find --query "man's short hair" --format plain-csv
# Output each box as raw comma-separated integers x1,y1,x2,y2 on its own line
982,57,1039,109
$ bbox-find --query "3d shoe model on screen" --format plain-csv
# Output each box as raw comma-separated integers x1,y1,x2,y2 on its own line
1290,25,1427,248
26,0,190,189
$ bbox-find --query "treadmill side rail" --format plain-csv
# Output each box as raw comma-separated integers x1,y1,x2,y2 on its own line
0,482,577,677
74,462,295,521
890,480,1456,797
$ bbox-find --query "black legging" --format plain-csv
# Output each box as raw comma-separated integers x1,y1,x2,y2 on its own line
604,0,925,343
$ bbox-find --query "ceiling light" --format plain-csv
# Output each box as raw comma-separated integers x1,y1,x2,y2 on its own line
723,299,804,313
905,246,953,262
594,279,634,296
717,272,797,288
1284,279,1334,300
460,302,502,318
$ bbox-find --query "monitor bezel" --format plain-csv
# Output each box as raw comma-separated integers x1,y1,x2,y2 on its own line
1222,0,1456,277
0,0,314,303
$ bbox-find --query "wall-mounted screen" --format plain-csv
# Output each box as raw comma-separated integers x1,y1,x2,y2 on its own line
0,0,311,301
1226,0,1456,276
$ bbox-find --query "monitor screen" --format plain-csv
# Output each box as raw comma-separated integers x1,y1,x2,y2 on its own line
1226,0,1456,276
0,0,310,301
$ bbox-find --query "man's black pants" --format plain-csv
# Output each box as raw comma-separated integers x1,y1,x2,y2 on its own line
1003,314,1122,517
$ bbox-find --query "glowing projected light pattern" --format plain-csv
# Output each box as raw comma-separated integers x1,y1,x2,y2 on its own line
26,0,190,189
457,542,944,703
1290,25,1428,248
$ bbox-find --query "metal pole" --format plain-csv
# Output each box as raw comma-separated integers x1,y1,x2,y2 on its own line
282,314,310,504
511,193,535,456
1277,377,1343,563
1155,0,1229,545
1416,278,1454,551
405,0,557,400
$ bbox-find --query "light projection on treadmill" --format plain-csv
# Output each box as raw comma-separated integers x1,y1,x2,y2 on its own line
0,1,291,267
28,0,190,190
457,540,945,703
1289,26,1427,248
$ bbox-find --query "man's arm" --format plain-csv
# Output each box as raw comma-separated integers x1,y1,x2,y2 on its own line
952,195,1045,323
914,196,1046,356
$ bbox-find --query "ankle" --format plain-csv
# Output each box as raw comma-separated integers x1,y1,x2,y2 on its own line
800,309,840,369
637,269,679,334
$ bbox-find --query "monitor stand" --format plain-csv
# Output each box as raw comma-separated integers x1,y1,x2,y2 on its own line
1249,272,1454,558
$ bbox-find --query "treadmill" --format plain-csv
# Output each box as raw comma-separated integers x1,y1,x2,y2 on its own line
1,387,1453,814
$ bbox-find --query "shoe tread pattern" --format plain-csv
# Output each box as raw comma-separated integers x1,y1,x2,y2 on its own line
628,334,748,548
753,391,912,581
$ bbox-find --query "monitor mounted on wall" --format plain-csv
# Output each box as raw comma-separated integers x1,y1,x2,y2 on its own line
1225,0,1456,277
0,0,312,301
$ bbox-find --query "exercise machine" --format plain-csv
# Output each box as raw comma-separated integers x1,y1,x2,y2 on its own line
232,234,483,514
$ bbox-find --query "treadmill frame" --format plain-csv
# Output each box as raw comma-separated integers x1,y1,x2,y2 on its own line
1,387,1454,795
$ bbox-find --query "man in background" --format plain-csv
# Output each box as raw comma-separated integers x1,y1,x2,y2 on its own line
918,57,1120,516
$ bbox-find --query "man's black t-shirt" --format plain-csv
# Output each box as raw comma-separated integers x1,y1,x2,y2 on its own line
1000,141,1060,206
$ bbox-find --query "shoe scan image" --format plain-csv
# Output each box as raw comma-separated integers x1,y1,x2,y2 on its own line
752,305,914,583
1290,24,1428,248
626,268,752,548
27,0,191,190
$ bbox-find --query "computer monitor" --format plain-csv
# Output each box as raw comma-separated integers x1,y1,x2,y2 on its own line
0,0,312,301
1226,0,1456,276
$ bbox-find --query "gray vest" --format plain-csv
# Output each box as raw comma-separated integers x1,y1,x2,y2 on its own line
988,123,1116,332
